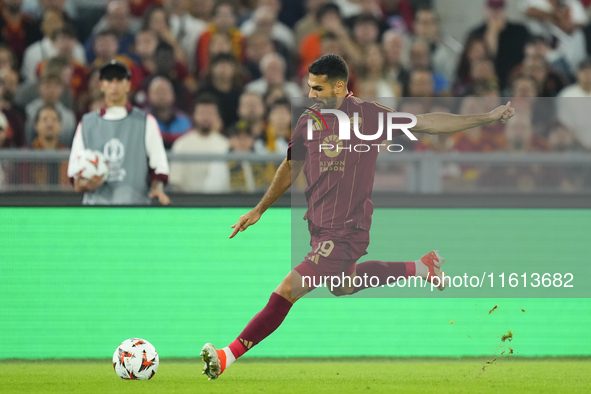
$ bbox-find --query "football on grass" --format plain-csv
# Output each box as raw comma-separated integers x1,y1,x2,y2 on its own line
75,149,109,180
113,338,159,380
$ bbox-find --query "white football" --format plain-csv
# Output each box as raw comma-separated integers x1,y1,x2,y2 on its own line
75,149,109,180
112,338,159,380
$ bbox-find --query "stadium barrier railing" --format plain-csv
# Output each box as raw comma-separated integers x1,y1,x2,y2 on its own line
0,150,590,194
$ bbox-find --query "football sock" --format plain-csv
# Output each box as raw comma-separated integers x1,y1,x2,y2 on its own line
352,260,415,293
415,257,430,279
227,292,293,362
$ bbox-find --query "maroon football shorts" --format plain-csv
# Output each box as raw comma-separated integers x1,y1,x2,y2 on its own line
294,221,370,290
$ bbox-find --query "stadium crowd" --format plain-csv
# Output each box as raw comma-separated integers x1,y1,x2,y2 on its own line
0,0,590,193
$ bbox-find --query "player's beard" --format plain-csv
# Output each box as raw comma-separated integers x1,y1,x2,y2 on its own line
314,92,338,109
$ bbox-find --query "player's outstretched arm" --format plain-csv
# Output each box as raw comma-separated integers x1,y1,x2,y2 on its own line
229,159,304,239
412,101,515,135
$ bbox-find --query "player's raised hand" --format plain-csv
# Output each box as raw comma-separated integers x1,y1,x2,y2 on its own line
230,209,262,239
487,101,516,125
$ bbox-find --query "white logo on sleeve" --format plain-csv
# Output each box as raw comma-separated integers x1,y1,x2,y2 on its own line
103,138,127,182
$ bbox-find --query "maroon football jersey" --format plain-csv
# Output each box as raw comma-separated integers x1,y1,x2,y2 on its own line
288,96,401,230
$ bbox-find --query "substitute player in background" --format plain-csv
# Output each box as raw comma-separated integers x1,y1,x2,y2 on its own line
67,60,170,205
201,54,515,379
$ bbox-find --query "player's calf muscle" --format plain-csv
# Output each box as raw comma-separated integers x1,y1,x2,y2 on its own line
274,271,307,303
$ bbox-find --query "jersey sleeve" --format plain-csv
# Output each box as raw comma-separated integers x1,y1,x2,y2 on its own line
287,114,308,161
145,114,170,185
67,123,84,179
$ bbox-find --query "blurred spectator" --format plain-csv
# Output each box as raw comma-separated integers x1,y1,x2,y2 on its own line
22,0,77,20
2,68,20,104
511,73,556,136
21,8,85,82
557,58,591,149
299,3,361,77
0,0,43,62
241,0,294,51
470,58,498,92
164,0,206,74
466,0,530,90
15,56,74,111
36,27,89,100
453,96,505,152
521,54,569,96
512,73,539,97
294,0,327,46
245,52,302,98
234,92,266,140
0,78,25,148
557,57,591,97
503,105,548,152
134,29,158,76
382,0,414,33
408,39,449,94
357,79,378,97
152,41,193,110
142,4,187,65
195,1,244,77
358,43,396,98
407,68,435,98
547,121,581,151
382,30,409,98
147,76,191,149
169,95,230,193
134,28,197,100
413,8,458,84
453,36,491,96
196,53,243,130
0,44,16,72
128,0,162,17
92,30,143,91
30,105,69,187
244,30,275,81
85,0,138,63
227,127,274,193
351,13,380,49
522,0,588,78
263,84,288,107
25,71,76,146
184,0,214,21
255,97,290,154
75,67,102,118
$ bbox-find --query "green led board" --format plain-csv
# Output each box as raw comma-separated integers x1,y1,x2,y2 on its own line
0,208,589,359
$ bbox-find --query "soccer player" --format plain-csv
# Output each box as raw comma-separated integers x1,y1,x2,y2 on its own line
201,54,515,379
67,60,170,205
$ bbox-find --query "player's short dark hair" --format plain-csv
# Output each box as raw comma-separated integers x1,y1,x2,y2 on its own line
316,3,341,23
308,54,349,84
35,105,61,124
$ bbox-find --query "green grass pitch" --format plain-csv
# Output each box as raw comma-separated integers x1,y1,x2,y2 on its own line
1,358,590,394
